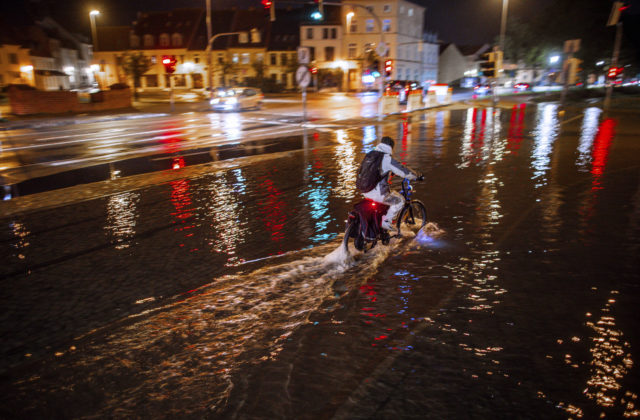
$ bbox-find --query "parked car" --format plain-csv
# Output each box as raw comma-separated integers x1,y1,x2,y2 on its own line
210,87,263,111
386,80,420,104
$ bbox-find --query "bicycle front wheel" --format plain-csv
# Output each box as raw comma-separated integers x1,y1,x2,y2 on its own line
397,200,427,236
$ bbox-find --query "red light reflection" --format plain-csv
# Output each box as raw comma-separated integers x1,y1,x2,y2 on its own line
170,179,197,251
257,176,287,243
507,104,526,154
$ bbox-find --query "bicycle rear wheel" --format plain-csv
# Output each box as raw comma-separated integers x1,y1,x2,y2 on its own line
397,200,427,236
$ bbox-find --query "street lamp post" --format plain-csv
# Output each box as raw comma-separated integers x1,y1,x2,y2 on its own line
89,10,100,52
499,0,509,54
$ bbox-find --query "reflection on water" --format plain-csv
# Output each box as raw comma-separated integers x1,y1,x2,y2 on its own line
8,220,30,260
257,172,287,244
104,191,140,250
301,157,333,243
333,130,357,199
583,291,637,417
531,103,560,189
576,107,603,170
362,125,377,152
204,171,248,266
507,104,526,155
459,108,499,167
170,178,197,251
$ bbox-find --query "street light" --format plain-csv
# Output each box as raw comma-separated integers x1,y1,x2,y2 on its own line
549,55,560,65
89,10,100,52
499,0,509,53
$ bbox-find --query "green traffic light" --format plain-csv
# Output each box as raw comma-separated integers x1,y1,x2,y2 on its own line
311,10,323,20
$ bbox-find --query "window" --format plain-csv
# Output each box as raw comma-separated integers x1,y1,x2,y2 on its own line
256,53,264,62
383,19,391,32
130,35,140,48
408,8,414,16
171,33,182,47
309,47,315,61
159,33,170,47
348,43,357,59
366,6,374,13
306,28,313,39
350,19,357,33
232,53,239,63
281,73,287,84
323,28,329,39
325,46,335,61
217,53,224,64
144,34,154,47
270,53,277,65
331,28,337,39
145,74,158,87
383,4,392,13
194,56,200,64
281,53,288,65
0,75,3,85
150,55,157,64
241,53,250,64
8,53,18,64
174,74,186,87
366,19,374,33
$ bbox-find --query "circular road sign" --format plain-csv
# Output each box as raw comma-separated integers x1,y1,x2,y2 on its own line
296,65,311,88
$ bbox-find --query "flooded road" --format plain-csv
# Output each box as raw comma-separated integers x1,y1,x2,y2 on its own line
1,103,639,419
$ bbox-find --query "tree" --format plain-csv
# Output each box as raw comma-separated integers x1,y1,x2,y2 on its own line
251,59,267,85
219,58,237,87
119,52,152,100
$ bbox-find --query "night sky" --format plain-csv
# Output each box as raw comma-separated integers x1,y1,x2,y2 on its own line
5,0,640,47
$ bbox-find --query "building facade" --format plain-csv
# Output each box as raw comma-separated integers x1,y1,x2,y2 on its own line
93,8,299,93
300,0,437,91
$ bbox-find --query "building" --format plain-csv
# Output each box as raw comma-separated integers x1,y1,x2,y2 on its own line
93,8,299,93
300,0,437,91
0,13,95,90
438,43,490,86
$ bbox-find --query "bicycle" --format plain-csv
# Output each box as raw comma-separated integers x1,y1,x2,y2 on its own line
343,177,427,252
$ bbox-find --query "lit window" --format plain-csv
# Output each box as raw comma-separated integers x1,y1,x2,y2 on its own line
350,19,357,33
241,53,250,64
383,19,391,32
408,8,414,16
348,43,356,59
366,19,374,32
232,53,239,63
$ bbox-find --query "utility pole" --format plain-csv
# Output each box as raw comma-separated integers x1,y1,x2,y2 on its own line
604,22,623,110
206,0,213,95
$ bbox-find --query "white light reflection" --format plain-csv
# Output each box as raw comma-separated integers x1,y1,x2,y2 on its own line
10,221,30,260
205,171,247,266
222,113,242,140
583,291,637,417
362,125,377,152
576,107,603,171
531,104,560,188
333,130,357,199
104,191,140,249
459,108,475,168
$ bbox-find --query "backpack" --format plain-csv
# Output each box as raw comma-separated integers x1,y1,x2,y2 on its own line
355,150,384,193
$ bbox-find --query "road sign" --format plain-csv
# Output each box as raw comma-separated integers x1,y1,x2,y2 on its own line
375,42,388,57
296,65,311,88
297,47,310,64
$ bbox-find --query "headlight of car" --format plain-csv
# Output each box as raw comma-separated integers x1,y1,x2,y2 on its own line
227,97,238,104
210,98,220,104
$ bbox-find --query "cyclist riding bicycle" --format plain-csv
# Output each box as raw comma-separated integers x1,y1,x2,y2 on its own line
355,136,421,231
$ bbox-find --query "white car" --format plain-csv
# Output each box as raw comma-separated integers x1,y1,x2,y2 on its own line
210,88,263,111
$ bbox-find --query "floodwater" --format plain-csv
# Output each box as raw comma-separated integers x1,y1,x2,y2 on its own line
1,104,639,419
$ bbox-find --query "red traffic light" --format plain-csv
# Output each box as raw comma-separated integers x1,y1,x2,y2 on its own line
262,0,272,8
162,55,177,74
384,59,393,77
310,67,318,74
607,66,622,79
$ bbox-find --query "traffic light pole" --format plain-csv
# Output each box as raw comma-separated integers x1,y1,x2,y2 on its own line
604,21,623,110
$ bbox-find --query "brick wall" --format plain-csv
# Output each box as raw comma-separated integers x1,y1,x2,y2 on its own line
8,88,132,116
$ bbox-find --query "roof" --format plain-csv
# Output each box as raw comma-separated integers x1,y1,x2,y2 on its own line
96,26,131,52
132,8,206,50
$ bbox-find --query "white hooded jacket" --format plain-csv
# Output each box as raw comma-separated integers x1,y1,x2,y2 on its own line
370,142,418,196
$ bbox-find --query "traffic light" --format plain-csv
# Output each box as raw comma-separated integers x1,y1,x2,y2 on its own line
607,66,622,79
262,0,275,21
310,66,318,75
162,55,177,74
315,0,324,15
384,59,393,77
479,52,496,78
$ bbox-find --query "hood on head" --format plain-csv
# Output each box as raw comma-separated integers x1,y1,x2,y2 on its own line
375,142,393,154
